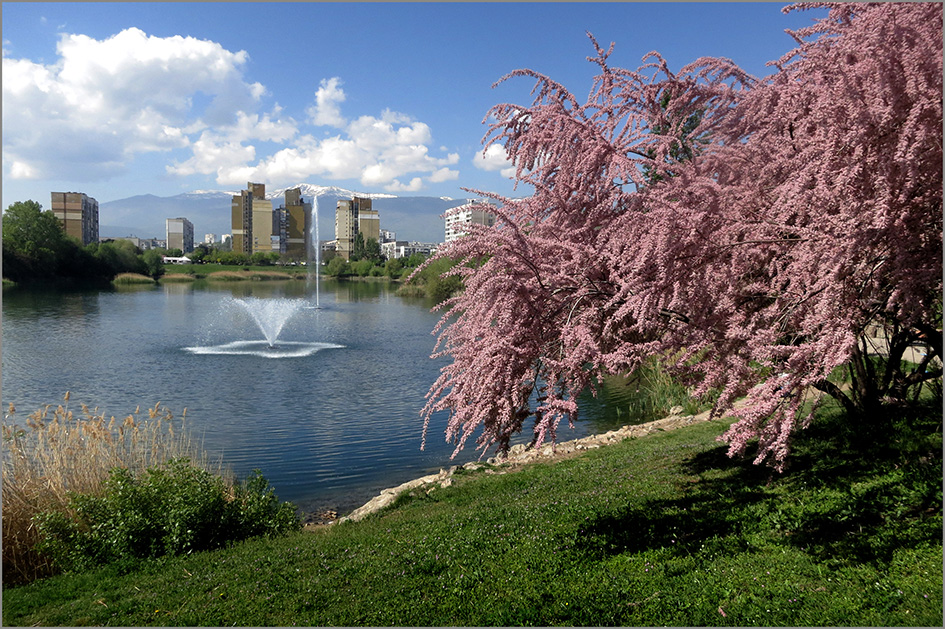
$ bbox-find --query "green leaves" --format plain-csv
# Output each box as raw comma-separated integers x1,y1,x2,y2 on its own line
34,459,300,573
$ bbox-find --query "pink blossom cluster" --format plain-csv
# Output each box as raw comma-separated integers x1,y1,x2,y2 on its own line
421,3,942,469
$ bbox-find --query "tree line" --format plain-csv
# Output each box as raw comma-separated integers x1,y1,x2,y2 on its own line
1,200,460,300
2,200,165,284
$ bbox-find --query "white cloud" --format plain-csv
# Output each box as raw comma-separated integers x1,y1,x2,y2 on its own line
429,166,460,183
3,26,464,193
474,143,516,178
180,83,462,192
306,77,346,127
2,27,263,181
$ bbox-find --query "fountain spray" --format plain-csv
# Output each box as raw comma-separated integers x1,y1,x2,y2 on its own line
310,194,321,309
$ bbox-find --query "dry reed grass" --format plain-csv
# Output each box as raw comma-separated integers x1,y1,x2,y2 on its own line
207,270,302,281
159,273,197,282
206,270,249,281
2,392,226,584
112,272,155,284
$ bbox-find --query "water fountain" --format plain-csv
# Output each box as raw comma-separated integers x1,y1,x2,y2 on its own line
235,297,308,347
184,297,343,359
310,195,321,309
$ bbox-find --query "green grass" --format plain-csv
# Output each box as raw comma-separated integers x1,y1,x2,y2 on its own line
3,401,941,627
164,263,313,279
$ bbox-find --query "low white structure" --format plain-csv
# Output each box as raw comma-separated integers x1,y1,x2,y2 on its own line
162,256,192,265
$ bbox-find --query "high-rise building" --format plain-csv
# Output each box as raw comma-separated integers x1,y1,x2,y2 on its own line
445,200,497,243
231,183,313,258
50,191,99,245
280,187,311,260
335,196,380,260
231,182,269,255
166,217,195,253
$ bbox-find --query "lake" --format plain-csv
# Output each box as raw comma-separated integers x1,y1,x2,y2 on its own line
2,278,640,515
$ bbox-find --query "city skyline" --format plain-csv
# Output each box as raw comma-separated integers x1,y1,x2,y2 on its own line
3,2,828,212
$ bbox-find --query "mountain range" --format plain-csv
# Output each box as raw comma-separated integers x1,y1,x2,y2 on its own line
98,184,483,244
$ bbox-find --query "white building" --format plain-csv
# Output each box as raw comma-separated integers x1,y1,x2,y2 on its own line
381,241,439,259
204,233,217,245
445,200,497,243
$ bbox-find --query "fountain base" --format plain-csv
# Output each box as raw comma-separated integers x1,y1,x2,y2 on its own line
184,340,343,359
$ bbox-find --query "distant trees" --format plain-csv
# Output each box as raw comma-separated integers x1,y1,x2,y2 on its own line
2,200,106,284
419,3,942,468
142,249,165,280
350,234,383,264
88,240,148,277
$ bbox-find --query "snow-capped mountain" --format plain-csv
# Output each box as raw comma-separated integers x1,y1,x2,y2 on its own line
98,184,475,244
265,183,401,202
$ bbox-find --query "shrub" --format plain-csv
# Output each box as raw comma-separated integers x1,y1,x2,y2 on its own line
34,459,300,573
3,397,224,584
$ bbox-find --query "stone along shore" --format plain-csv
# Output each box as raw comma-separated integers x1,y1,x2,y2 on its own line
334,405,720,525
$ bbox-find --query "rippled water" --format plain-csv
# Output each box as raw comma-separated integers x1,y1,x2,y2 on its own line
2,279,642,514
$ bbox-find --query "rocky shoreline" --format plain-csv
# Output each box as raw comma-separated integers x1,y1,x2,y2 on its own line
302,405,719,529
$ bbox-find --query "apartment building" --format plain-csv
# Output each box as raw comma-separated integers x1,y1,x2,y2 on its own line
166,217,195,253
231,183,313,257
445,200,496,243
231,182,270,255
278,187,311,259
335,196,380,261
50,191,99,245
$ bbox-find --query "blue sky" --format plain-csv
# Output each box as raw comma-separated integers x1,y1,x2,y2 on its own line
2,2,827,209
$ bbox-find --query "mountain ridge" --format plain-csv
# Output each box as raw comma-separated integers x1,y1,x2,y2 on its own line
98,184,478,243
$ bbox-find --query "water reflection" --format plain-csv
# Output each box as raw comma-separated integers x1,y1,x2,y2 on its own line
2,279,651,515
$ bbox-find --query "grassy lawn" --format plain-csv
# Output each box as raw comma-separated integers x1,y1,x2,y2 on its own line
161,263,312,278
3,402,941,626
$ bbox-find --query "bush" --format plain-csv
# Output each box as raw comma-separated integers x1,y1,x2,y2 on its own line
325,257,349,277
35,459,300,573
351,259,374,277
2,398,215,584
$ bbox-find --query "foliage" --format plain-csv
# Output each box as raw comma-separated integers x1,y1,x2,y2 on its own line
141,249,165,279
3,402,940,626
91,240,148,277
34,459,300,573
325,256,350,278
420,3,943,467
0,200,169,284
1,200,67,259
402,256,464,302
2,397,218,584
350,259,375,277
384,257,405,279
250,251,280,266
364,237,382,262
206,250,253,266
2,200,97,283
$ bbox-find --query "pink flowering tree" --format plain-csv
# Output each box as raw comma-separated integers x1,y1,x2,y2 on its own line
421,2,942,469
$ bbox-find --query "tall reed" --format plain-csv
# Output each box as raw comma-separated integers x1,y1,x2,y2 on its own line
2,393,225,585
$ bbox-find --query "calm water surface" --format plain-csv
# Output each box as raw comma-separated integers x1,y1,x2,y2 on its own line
2,279,638,514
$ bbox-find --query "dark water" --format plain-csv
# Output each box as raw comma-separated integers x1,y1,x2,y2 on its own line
2,279,640,515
